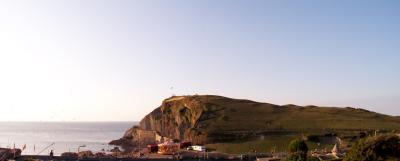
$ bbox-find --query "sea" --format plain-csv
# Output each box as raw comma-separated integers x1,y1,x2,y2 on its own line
0,122,136,156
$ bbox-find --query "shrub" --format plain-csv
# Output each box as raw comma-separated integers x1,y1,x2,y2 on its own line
343,134,400,161
288,139,309,153
285,139,309,161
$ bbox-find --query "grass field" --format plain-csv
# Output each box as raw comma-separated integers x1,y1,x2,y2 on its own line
205,135,335,154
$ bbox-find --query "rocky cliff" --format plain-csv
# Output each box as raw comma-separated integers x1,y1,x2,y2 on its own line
139,95,222,143
111,95,400,149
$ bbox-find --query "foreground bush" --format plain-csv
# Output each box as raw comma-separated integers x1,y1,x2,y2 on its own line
285,139,309,161
288,139,309,153
344,134,400,161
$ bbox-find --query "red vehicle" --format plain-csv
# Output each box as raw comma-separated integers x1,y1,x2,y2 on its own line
147,144,159,153
179,142,192,149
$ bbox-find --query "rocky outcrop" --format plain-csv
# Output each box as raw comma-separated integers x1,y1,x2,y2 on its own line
139,96,219,143
110,95,230,149
111,95,400,151
109,126,161,151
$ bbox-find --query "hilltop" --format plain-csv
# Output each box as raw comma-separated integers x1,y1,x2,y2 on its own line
111,95,400,152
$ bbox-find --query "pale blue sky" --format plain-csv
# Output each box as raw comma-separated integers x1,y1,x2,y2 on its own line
0,0,399,121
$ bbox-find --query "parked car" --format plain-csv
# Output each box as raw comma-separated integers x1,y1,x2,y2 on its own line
187,145,206,152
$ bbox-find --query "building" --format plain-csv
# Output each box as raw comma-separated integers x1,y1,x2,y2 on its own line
157,142,179,155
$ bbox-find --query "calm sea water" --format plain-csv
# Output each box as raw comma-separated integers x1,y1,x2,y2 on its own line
0,122,136,156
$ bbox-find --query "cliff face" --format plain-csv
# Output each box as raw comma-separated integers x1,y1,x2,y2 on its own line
111,95,400,149
139,96,226,143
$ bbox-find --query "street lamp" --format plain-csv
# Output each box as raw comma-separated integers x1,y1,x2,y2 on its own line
78,145,86,153
77,145,86,161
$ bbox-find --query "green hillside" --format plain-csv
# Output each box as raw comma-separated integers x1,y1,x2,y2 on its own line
117,95,400,154
189,95,400,134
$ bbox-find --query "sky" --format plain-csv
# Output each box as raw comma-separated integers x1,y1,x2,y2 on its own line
0,0,399,121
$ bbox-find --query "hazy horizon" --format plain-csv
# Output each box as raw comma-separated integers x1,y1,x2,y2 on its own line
0,0,399,121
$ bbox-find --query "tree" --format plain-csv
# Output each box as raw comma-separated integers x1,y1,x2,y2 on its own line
344,134,400,161
285,139,309,161
288,139,309,153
